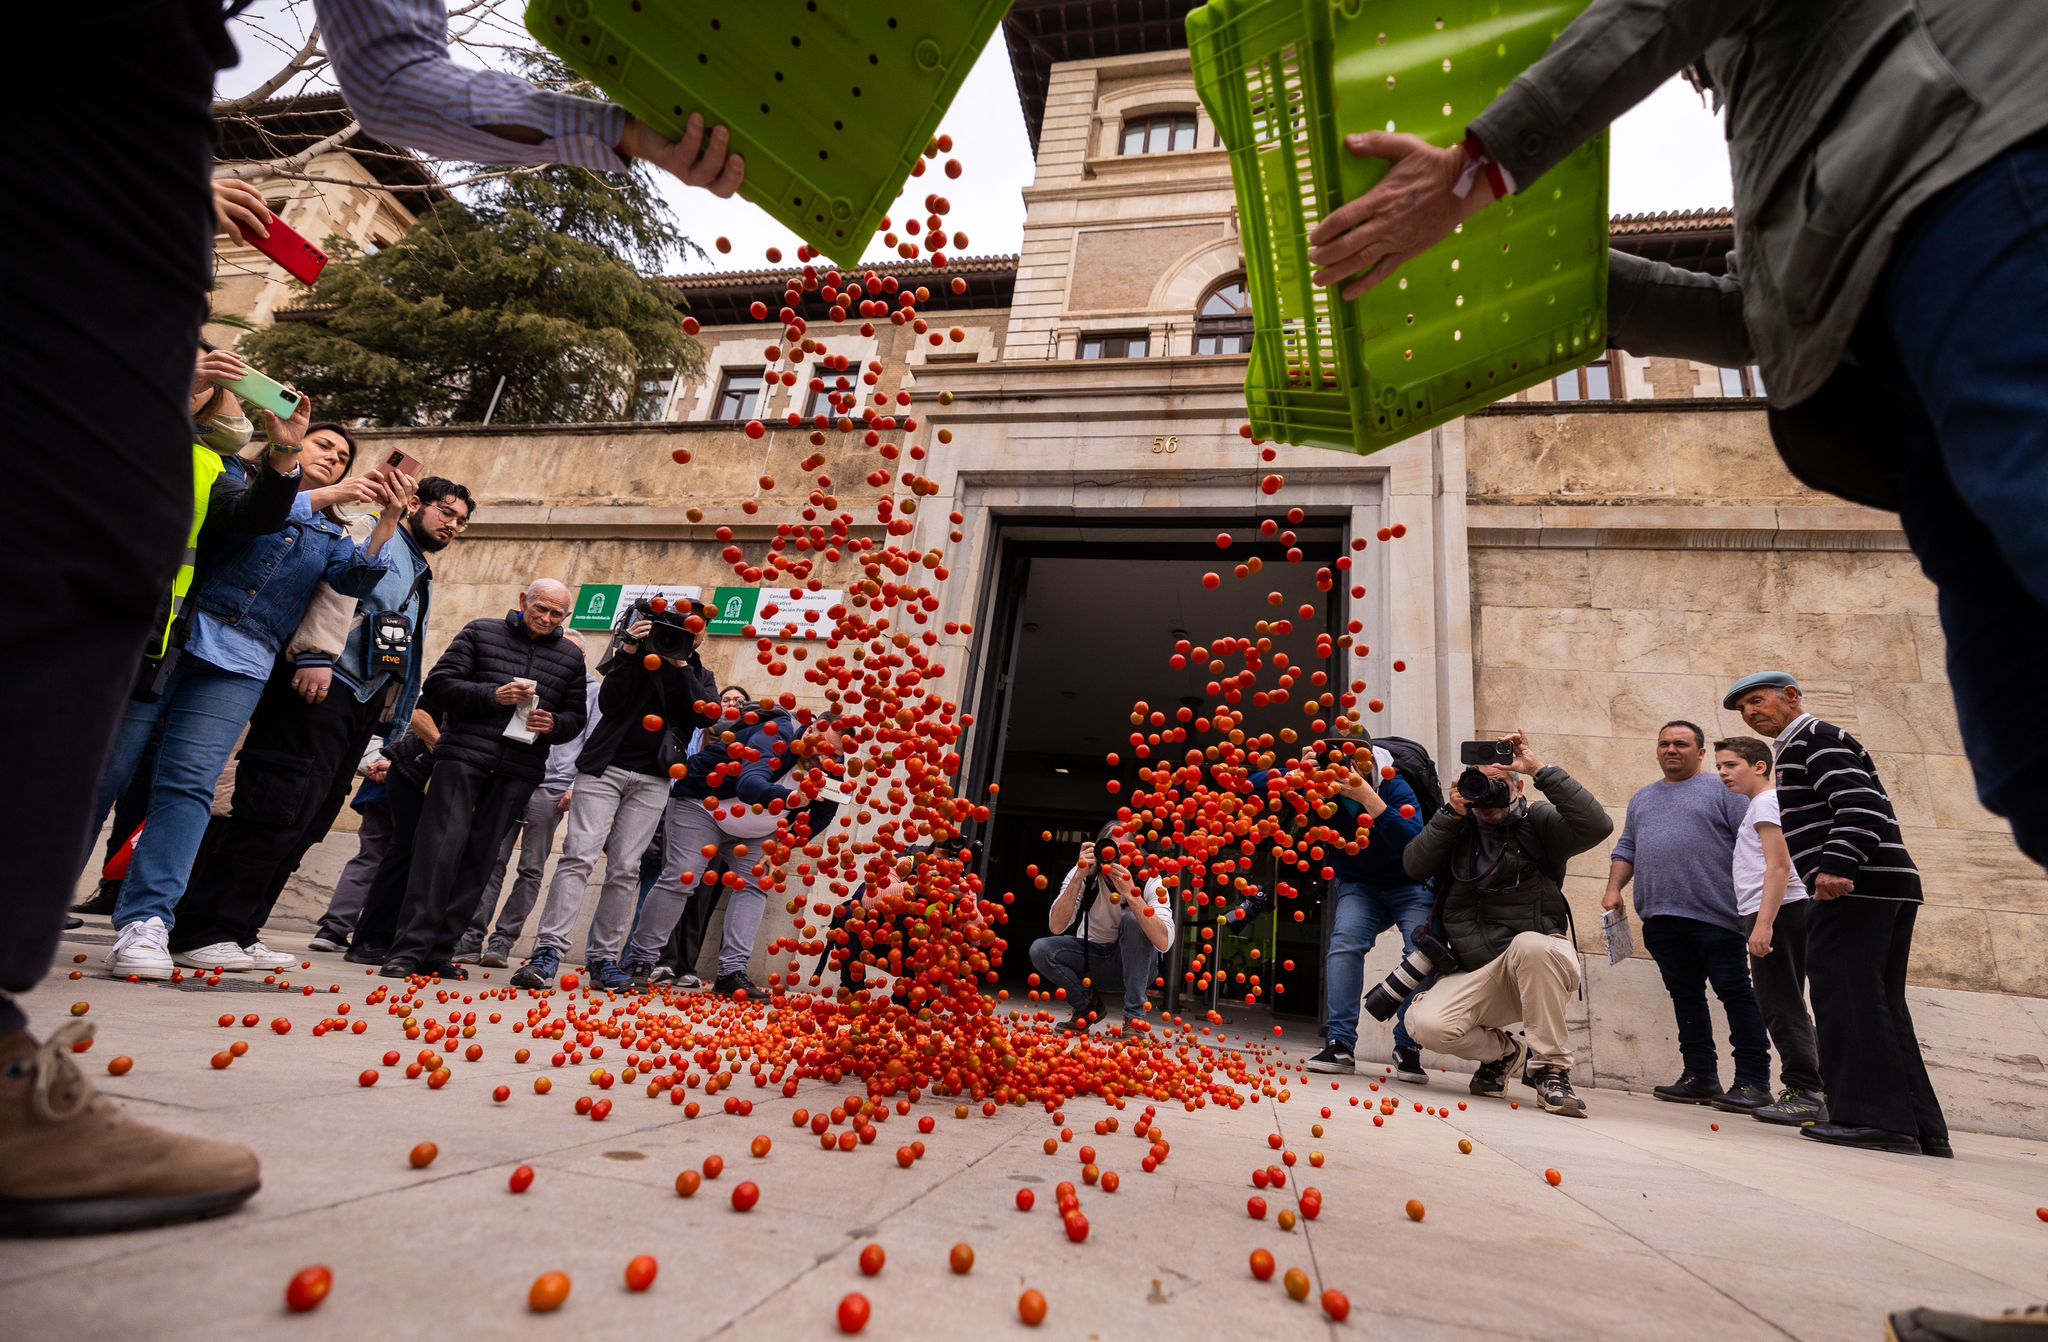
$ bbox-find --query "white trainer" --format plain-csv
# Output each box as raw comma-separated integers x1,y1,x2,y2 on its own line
106,918,174,980
240,940,298,972
172,941,256,972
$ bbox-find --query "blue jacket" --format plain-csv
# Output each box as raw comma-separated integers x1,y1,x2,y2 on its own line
677,709,839,830
294,524,431,732
1247,767,1425,887
192,492,391,662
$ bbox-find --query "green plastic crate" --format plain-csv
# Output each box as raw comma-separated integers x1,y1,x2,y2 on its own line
1189,0,1608,454
528,0,1008,264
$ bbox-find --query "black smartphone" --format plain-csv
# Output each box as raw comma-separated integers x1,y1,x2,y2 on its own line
1460,740,1514,767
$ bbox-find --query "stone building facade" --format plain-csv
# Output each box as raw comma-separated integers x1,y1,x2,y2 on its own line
213,28,2044,1134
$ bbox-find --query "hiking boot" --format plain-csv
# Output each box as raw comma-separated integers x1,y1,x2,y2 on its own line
71,881,120,917
240,940,298,972
714,971,767,999
587,958,632,992
1710,1081,1774,1113
105,919,173,981
1752,1088,1828,1126
1654,1073,1725,1106
307,931,348,954
1469,1034,1528,1099
479,944,511,969
622,961,657,991
1393,1045,1428,1084
449,934,484,964
510,947,560,990
1305,1044,1355,1074
1531,1065,1588,1118
0,1023,260,1236
1887,1304,2047,1342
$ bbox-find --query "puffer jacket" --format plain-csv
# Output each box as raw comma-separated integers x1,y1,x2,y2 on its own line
675,708,839,834
1401,767,1612,972
419,611,588,784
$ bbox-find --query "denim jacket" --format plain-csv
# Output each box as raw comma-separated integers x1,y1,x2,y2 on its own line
293,524,431,731
192,493,391,664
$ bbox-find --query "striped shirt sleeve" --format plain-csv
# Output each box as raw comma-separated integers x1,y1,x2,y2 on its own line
317,0,629,171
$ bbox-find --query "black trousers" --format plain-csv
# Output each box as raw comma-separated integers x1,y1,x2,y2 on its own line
386,761,536,968
350,765,432,953
1739,901,1824,1095
0,1,234,1035
1807,898,1947,1142
1641,914,1773,1089
172,663,378,951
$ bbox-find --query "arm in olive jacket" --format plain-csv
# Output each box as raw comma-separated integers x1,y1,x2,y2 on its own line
1522,765,1615,872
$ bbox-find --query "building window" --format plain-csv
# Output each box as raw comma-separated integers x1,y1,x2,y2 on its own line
632,369,677,421
1553,353,1619,402
1120,113,1198,156
711,367,765,420
802,381,849,420
1717,364,1766,398
1078,331,1150,360
1194,278,1253,354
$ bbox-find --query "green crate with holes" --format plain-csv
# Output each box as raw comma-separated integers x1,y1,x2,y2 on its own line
527,0,1009,264
1189,0,1608,454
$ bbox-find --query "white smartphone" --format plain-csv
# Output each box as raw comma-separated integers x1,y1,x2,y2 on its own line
218,366,302,420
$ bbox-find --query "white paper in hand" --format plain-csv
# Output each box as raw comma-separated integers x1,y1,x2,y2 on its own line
1601,907,1634,965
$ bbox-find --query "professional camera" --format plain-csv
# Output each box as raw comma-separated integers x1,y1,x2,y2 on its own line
1363,926,1457,1021
597,597,701,674
640,613,699,660
1455,766,1513,811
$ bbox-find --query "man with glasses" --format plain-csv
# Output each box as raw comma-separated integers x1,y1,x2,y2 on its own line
170,476,476,969
378,579,588,978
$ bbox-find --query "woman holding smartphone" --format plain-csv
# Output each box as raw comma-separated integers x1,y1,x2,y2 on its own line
94,419,412,980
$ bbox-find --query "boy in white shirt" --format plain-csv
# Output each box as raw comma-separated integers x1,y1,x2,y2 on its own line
1715,736,1827,1126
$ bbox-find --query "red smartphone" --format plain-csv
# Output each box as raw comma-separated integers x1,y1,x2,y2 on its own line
239,214,328,285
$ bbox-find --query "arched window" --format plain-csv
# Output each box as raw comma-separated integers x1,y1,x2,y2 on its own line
1194,278,1252,355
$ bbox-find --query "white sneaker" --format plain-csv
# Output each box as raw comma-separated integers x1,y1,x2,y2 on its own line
172,941,256,971
106,918,174,980
241,940,298,971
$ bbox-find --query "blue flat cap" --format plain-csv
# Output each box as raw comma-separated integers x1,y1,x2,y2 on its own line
1724,671,1799,710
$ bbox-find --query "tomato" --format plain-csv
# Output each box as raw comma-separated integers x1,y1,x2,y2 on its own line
493,1085,511,1103
751,1134,772,1158
624,1254,658,1292
836,1292,871,1334
674,1170,701,1197
1322,1289,1352,1321
948,1243,974,1274
106,1056,134,1077
1405,1199,1426,1222
1283,1268,1312,1301
528,1271,571,1313
1249,1248,1276,1280
731,1181,760,1212
1014,1188,1035,1212
1246,1195,1267,1220
1544,1168,1563,1187
1063,1213,1089,1243
857,1243,885,1276
703,1154,725,1179
408,1142,438,1169
284,1265,332,1313
509,1165,535,1194
1018,1289,1048,1327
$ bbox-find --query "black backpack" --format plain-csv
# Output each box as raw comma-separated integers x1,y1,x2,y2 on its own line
1375,735,1445,817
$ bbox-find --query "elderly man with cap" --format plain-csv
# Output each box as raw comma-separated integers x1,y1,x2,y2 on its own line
1725,672,1949,1157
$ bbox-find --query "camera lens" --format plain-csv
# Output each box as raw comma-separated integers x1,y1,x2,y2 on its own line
1456,766,1512,810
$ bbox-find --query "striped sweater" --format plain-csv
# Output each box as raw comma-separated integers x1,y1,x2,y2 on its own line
1771,715,1922,902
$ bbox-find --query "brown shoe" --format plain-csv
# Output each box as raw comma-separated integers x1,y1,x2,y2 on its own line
0,1022,260,1237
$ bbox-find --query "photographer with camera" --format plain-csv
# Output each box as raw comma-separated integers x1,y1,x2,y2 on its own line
512,601,718,992
1400,732,1612,1117
1030,822,1177,1033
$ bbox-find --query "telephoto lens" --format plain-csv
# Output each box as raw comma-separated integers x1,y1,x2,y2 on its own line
1363,928,1454,1021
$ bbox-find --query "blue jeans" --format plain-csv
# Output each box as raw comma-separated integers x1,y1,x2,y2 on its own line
1030,911,1160,1019
1875,134,2048,870
1326,878,1435,1053
95,658,268,931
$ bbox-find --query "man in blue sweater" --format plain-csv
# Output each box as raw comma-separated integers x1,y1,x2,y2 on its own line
1246,735,1427,1078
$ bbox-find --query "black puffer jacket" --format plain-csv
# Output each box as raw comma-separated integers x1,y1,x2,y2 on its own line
1401,766,1612,972
419,612,588,783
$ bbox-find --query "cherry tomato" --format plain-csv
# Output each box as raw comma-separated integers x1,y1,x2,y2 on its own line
1246,1195,1268,1220
624,1254,658,1292
751,1134,772,1159
409,1142,438,1169
731,1180,760,1212
703,1154,725,1179
528,1271,571,1313
509,1165,535,1194
858,1243,885,1276
1322,1289,1352,1321
1545,1168,1563,1187
1405,1199,1426,1222
1249,1248,1276,1280
284,1265,332,1313
1018,1289,1048,1327
1284,1267,1312,1301
837,1292,871,1334
106,1056,133,1076
675,1170,701,1197
1015,1188,1035,1212
948,1242,974,1274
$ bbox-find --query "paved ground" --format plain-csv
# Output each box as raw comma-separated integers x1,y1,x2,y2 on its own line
8,927,2045,1341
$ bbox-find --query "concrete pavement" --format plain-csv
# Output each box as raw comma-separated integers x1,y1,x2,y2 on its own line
5,927,2044,1341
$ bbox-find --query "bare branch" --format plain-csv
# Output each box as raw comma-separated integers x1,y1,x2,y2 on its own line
221,122,363,180
242,165,542,193
213,26,327,114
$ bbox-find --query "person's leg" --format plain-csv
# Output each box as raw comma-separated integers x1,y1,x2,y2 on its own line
1321,882,1379,1054
1806,897,1919,1136
348,766,429,953
1875,136,2048,870
1879,903,1948,1145
1029,935,1106,1012
77,724,168,915
1742,906,1824,1095
382,763,486,968
316,804,391,943
1496,932,1582,1070
1403,961,1516,1065
595,773,674,965
1113,911,1161,1021
621,804,721,965
712,840,772,982
490,789,566,952
109,665,268,936
1640,915,1720,1084
529,773,622,960
1698,922,1772,1090
421,777,534,966
254,701,376,933
1384,881,1439,1055
458,818,523,952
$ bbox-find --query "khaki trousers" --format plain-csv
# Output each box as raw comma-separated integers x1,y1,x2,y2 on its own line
1405,931,1582,1070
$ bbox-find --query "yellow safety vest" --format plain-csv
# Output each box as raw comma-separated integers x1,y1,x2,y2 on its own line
152,447,226,660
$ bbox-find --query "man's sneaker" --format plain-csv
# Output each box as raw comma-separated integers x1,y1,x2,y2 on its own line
479,945,511,969
307,932,348,954
1305,1044,1355,1074
714,972,767,999
1752,1089,1828,1126
676,972,703,990
1710,1081,1774,1113
647,964,676,986
0,1022,260,1236
587,959,632,992
171,942,255,972
105,919,174,981
622,961,658,991
1531,1065,1588,1118
1887,1303,2046,1342
342,942,389,966
1394,1045,1428,1084
1654,1073,1725,1106
1469,1034,1529,1099
240,940,298,972
510,948,561,990
449,936,484,964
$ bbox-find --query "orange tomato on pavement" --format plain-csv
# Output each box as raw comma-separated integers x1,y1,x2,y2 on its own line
284,1265,332,1313
624,1255,658,1292
1018,1289,1048,1327
528,1271,571,1313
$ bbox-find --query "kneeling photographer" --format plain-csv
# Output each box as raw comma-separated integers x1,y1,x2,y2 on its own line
1398,732,1612,1117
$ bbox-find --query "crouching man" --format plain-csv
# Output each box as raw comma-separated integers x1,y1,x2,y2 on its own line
1401,732,1612,1117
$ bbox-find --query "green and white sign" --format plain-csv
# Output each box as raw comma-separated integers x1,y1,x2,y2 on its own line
569,584,702,631
704,586,845,639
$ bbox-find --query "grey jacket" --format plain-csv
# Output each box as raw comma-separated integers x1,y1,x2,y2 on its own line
1469,0,2048,510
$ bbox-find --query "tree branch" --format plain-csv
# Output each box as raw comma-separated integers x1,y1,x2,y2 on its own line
213,27,327,114
220,122,364,180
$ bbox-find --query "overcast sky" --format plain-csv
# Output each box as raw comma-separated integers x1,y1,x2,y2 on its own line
222,4,1733,274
